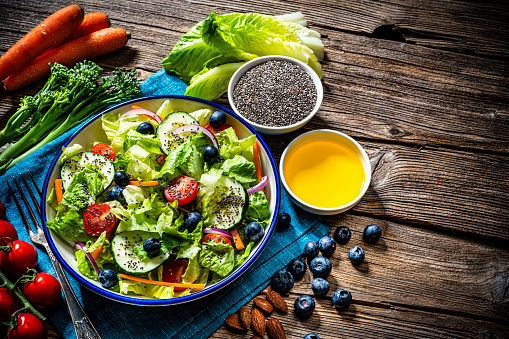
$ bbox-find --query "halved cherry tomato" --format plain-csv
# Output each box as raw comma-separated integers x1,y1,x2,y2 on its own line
204,123,234,134
0,240,38,275
8,313,46,339
0,220,18,244
90,143,116,162
162,258,188,291
23,273,61,309
0,288,21,322
200,234,232,246
164,176,198,205
83,203,117,236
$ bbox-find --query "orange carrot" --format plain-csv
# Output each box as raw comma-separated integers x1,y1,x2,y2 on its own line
0,4,84,82
131,104,143,110
253,140,262,180
156,155,167,165
118,273,205,290
4,27,130,91
61,12,110,45
91,245,103,261
54,179,63,204
230,229,244,250
128,180,159,187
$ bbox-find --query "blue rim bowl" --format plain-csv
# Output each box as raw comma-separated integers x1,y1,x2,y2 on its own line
41,95,281,306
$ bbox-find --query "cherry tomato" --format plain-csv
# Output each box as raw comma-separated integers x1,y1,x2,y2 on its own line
162,258,188,291
23,273,61,309
8,313,46,339
90,143,116,162
83,203,117,237
0,200,6,220
0,240,38,275
199,233,232,246
164,176,198,205
205,124,234,134
0,220,18,244
0,288,21,322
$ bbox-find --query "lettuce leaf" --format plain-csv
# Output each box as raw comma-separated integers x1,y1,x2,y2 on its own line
220,155,257,184
199,239,235,277
60,166,104,211
246,190,271,220
189,108,213,126
123,129,162,154
61,144,83,164
177,241,202,284
46,208,93,243
101,112,154,153
234,241,254,267
125,144,160,181
216,127,255,161
119,279,175,299
74,232,112,280
184,62,244,100
160,133,207,181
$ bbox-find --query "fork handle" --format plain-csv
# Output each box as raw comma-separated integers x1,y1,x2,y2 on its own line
44,243,103,339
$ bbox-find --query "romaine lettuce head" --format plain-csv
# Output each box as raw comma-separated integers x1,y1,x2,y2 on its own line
184,62,244,100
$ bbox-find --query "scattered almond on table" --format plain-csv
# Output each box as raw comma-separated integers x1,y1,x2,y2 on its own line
266,290,289,313
239,306,251,330
253,297,274,314
267,318,286,339
251,308,266,336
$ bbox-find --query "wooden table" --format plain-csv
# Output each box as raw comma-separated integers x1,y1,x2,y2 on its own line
1,0,508,338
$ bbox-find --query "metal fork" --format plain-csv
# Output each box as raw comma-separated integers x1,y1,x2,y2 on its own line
7,171,102,339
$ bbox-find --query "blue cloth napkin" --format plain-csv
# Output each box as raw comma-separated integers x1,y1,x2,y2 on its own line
0,70,329,339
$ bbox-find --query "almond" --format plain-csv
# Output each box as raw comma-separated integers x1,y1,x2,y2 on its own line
239,306,251,330
267,318,286,339
225,314,244,331
254,297,274,314
266,290,288,313
252,336,263,339
251,307,266,336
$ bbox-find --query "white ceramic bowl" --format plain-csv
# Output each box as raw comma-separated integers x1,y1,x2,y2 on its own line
42,95,281,305
279,129,371,215
228,55,323,135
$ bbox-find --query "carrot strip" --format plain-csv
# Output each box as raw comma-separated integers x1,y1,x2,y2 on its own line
118,273,205,290
128,181,140,187
253,140,262,181
131,104,143,110
55,179,63,204
91,245,103,261
230,229,244,250
4,27,130,91
0,4,84,82
128,180,159,187
156,155,167,165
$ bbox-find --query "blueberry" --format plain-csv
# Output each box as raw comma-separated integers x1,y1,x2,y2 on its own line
303,241,319,259
363,224,382,243
98,269,117,288
114,171,130,187
348,246,365,265
143,238,161,256
209,110,226,129
136,122,154,135
304,334,320,339
294,295,315,317
309,256,332,278
287,257,307,279
276,212,291,230
311,278,330,296
107,186,126,205
270,269,294,295
245,221,264,242
202,145,219,163
318,236,336,257
334,226,351,245
332,289,352,310
183,211,201,231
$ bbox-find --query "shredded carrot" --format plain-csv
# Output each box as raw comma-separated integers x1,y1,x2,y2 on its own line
156,155,167,165
230,229,244,250
91,245,103,261
128,180,159,187
118,273,205,290
55,179,63,204
252,140,262,181
131,104,143,110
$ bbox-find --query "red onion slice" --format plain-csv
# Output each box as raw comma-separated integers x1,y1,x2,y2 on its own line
74,242,101,277
247,176,268,195
173,124,220,150
118,108,162,124
202,227,233,238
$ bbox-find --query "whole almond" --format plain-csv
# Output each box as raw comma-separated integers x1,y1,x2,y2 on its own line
239,306,251,330
266,290,289,313
252,337,263,339
225,314,244,331
254,297,274,314
267,318,286,339
251,308,266,336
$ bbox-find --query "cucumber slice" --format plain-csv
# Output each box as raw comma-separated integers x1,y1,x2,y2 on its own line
60,152,114,192
111,231,170,274
156,111,198,154
208,176,248,230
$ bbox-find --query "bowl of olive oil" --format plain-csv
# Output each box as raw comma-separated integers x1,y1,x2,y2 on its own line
280,129,371,215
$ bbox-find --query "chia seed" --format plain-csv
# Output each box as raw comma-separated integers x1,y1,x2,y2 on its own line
233,60,317,127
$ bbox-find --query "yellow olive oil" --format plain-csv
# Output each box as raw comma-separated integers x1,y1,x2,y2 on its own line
283,138,365,208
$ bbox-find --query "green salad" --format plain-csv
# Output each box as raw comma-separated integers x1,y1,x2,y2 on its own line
46,99,271,299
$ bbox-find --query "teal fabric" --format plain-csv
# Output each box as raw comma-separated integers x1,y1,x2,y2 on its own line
0,70,329,338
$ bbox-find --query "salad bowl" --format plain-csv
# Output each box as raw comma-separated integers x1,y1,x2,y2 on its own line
41,95,280,306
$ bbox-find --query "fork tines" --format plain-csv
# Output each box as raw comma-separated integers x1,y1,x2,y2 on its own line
7,172,43,237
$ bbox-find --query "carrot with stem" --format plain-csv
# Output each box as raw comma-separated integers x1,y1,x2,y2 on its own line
61,12,110,44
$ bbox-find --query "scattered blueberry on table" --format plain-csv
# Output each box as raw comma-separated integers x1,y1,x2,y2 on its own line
209,110,226,129
202,145,219,163
114,170,130,187
287,257,307,279
107,185,126,205
183,211,201,231
276,212,291,230
294,295,315,317
332,289,352,310
245,221,265,241
318,235,336,257
311,277,330,296
271,269,295,295
303,334,320,339
303,240,319,259
98,269,117,288
363,224,382,243
348,246,365,265
309,256,332,278
334,226,351,244
143,238,161,256
136,121,154,134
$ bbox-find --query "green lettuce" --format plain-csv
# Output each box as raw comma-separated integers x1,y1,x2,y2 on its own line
75,232,112,280
216,127,256,161
101,112,154,153
177,241,202,283
60,144,83,164
60,166,104,211
184,63,244,100
199,239,235,277
220,155,257,184
46,208,93,243
234,241,254,267
119,279,175,299
133,233,180,260
246,190,271,220
189,108,213,126
159,133,207,180
125,144,160,180
123,129,162,154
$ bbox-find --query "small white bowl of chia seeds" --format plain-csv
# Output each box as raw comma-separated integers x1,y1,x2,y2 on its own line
228,55,323,135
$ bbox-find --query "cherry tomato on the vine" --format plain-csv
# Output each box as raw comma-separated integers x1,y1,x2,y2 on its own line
0,220,18,244
0,288,21,322
164,176,198,205
23,273,61,308
162,258,188,291
0,240,38,275
8,313,46,339
90,143,116,162
0,200,6,220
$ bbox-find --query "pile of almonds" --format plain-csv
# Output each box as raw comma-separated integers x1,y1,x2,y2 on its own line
225,290,288,339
